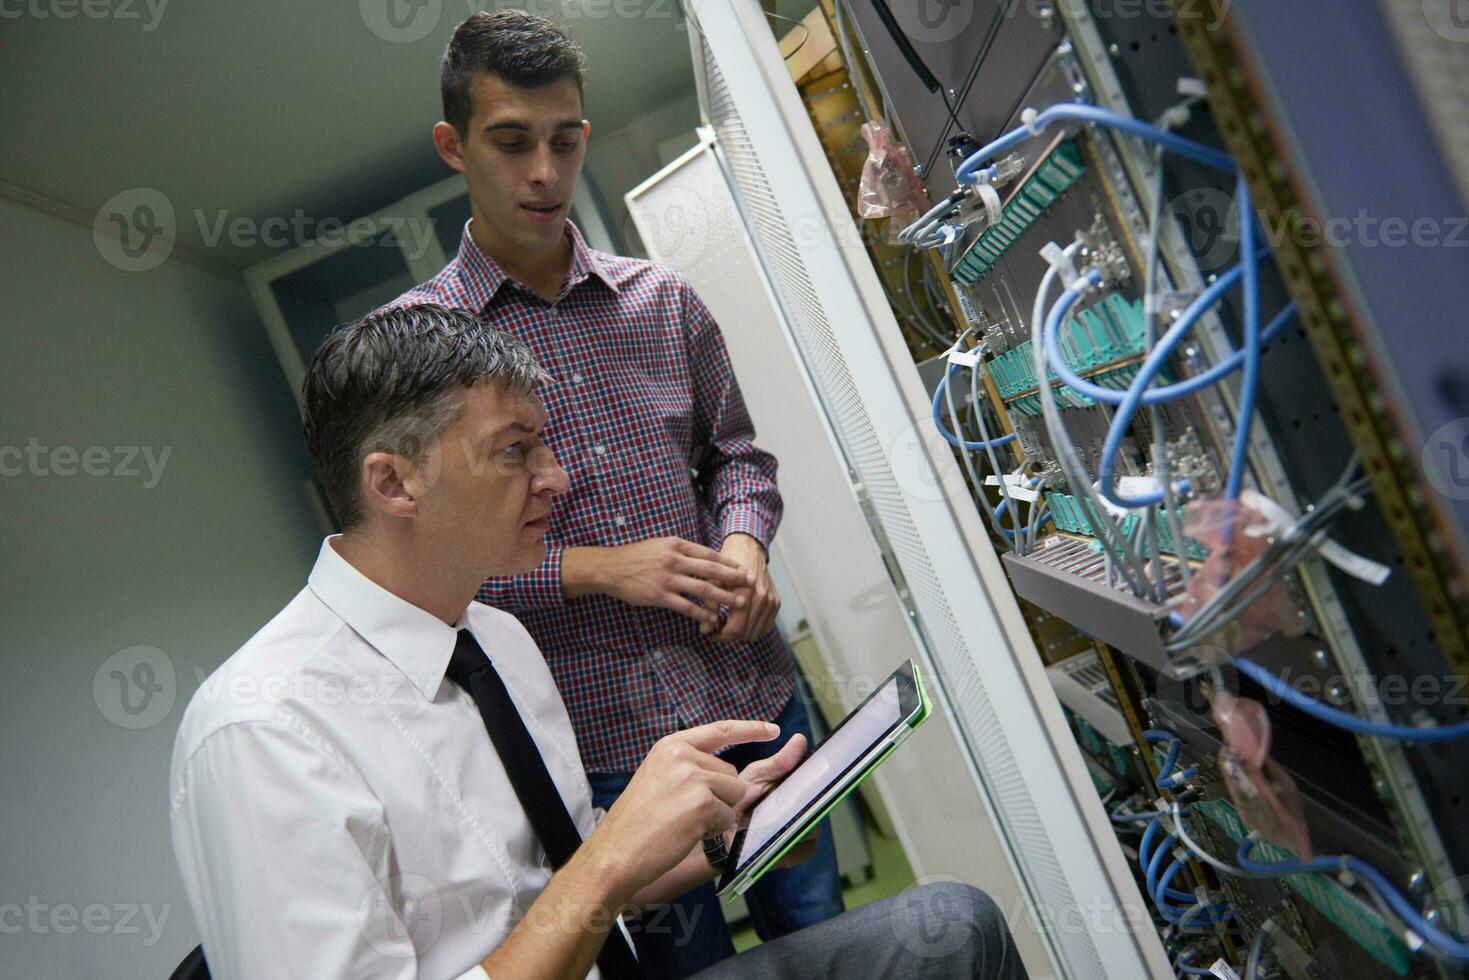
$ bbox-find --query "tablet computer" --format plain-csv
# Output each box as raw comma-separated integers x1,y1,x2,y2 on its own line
716,659,931,898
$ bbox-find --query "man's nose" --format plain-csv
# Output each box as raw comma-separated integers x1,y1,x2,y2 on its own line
530,446,569,495
528,143,558,187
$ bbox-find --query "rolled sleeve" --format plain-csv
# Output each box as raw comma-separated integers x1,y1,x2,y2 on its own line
681,280,784,553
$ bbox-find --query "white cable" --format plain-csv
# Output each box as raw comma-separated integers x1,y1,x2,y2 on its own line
1032,243,1150,593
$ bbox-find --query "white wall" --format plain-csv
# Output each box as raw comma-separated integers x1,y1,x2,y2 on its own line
0,199,321,978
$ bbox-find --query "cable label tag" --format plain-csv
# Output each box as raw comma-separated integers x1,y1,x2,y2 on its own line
946,347,982,368
1241,490,1391,585
1208,961,1241,980
984,474,1040,502
1039,241,1079,289
1117,475,1163,499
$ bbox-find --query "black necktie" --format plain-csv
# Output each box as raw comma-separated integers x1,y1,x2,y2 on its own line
445,630,641,979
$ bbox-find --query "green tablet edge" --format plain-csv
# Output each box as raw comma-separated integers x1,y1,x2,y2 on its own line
910,660,932,728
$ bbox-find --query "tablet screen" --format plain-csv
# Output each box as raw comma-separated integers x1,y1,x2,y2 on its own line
735,676,904,870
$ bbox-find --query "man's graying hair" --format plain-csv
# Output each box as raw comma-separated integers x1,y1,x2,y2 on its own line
302,303,551,530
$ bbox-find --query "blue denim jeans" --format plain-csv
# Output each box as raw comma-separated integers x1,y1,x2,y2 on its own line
588,694,847,979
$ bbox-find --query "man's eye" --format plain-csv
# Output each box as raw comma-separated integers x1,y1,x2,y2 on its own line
553,140,578,152
501,443,526,458
495,141,526,153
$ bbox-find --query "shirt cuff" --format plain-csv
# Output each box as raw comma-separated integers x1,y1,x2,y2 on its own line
721,509,775,553
455,967,490,980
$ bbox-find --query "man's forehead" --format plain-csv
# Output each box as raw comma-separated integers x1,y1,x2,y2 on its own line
463,380,547,430
469,74,583,127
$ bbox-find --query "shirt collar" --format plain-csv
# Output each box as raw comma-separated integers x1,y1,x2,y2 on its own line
306,536,464,702
453,218,620,310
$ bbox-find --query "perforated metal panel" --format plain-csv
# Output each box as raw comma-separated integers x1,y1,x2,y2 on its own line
686,2,1168,976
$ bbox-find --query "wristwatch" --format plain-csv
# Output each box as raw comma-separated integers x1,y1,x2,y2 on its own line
702,834,730,871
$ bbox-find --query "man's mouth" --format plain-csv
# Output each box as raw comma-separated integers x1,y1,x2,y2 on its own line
520,202,562,223
526,514,551,530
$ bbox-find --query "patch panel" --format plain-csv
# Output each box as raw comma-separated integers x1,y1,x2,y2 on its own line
1045,492,1204,561
953,141,1086,286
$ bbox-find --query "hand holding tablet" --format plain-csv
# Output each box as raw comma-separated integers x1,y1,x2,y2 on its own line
717,660,932,898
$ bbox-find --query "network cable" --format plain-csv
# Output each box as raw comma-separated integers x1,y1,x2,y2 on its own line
1232,657,1469,743
1030,241,1151,594
965,360,1029,551
955,103,1236,184
1244,922,1272,980
1040,286,1294,410
1145,730,1198,790
940,352,1028,551
1227,180,1262,500
1047,242,1272,510
1174,949,1219,976
931,365,1018,451
1040,270,1186,510
1236,834,1469,962
1140,145,1188,600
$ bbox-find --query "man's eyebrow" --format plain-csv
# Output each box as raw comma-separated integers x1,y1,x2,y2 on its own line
487,420,538,440
482,120,584,135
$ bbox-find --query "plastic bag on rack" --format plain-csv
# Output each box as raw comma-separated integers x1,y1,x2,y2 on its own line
1211,684,1314,859
1178,495,1304,651
857,118,926,231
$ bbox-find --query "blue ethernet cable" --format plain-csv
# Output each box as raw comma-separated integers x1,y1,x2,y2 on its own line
1134,812,1206,909
1083,239,1272,508
1144,730,1198,791
1041,296,1295,407
1226,180,1261,500
1174,950,1219,976
995,478,1053,542
1233,658,1469,743
931,364,1019,450
1237,835,1469,962
954,104,1236,184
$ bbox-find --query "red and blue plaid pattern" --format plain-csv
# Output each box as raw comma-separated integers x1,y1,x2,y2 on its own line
389,222,796,772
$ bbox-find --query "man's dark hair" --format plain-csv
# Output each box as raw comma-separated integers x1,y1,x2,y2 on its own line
301,303,551,530
441,9,587,135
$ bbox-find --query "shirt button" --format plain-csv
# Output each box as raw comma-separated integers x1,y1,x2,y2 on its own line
572,373,584,384
594,444,606,456
614,515,627,527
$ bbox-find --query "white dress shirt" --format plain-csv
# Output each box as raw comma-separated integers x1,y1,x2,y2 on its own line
169,537,629,979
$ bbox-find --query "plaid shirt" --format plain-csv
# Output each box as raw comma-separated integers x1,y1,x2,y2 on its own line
389,221,796,772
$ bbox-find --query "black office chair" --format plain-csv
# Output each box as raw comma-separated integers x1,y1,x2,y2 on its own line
169,944,209,980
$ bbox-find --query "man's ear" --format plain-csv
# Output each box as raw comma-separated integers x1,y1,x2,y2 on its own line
361,451,419,521
581,119,591,141
432,121,467,174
